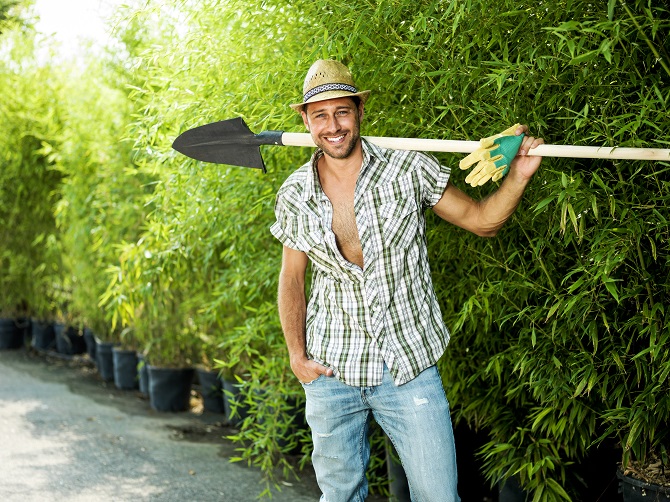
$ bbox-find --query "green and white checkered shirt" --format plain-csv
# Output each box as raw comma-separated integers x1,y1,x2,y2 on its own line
271,139,452,387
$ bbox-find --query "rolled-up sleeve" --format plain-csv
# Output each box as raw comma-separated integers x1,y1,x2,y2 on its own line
417,153,451,209
270,192,300,250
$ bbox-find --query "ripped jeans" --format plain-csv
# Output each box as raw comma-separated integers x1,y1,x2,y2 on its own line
301,365,460,502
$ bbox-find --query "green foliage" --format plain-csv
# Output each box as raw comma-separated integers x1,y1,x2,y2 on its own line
0,55,65,319
53,59,149,337
0,0,29,34
0,1,150,338
114,0,670,498
2,0,669,499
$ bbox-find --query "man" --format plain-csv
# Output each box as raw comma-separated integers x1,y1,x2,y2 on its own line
270,59,544,502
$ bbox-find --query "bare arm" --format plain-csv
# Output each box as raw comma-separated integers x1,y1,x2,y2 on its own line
432,125,545,236
277,245,333,382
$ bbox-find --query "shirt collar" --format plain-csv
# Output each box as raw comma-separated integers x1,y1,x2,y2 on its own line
302,150,324,202
301,139,386,202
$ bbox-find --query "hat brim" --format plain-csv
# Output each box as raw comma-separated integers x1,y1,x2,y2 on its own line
290,90,370,112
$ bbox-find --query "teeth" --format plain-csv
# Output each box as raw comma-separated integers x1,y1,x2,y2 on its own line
327,135,345,143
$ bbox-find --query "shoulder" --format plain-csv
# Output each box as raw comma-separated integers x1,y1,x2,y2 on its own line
363,139,439,171
276,162,310,199
362,139,442,183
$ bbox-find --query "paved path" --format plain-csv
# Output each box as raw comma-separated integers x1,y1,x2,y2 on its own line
0,349,321,502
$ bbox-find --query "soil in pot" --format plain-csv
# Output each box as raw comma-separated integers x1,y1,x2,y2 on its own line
148,366,195,412
196,368,225,414
31,320,55,352
112,348,138,390
0,318,24,350
54,324,86,356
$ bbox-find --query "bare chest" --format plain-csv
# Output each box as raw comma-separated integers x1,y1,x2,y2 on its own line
324,189,364,268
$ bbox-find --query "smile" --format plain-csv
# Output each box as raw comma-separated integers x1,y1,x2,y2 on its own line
325,134,346,144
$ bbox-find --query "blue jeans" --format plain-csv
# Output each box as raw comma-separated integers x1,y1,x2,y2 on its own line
302,365,460,502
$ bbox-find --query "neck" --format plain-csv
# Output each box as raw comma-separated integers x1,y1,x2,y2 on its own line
318,139,364,183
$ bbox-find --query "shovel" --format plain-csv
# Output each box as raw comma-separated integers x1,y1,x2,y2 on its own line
171,117,670,172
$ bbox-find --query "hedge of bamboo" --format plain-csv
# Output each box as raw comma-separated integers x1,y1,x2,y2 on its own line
1,0,669,499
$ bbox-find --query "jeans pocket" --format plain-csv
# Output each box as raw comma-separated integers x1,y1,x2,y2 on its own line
300,374,324,386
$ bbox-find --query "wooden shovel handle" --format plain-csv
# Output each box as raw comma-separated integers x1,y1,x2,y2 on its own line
280,132,670,161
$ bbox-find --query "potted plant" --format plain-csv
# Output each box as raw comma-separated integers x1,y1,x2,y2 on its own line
0,269,29,350
194,330,227,414
0,251,32,349
53,317,86,356
112,327,140,390
600,346,670,501
105,242,199,411
143,320,198,412
27,272,59,353
52,287,87,357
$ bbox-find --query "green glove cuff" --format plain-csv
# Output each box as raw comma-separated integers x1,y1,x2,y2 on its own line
490,132,524,179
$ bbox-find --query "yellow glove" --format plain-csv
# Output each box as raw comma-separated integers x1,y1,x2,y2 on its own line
459,124,524,186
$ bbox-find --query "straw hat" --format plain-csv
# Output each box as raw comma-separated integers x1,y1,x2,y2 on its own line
290,59,371,111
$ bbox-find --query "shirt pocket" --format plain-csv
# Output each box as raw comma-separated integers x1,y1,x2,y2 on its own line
370,171,422,249
296,216,335,271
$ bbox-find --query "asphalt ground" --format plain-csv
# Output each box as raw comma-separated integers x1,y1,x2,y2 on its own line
0,348,323,502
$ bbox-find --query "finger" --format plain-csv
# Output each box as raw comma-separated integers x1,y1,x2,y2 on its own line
522,137,545,155
307,359,334,377
459,149,487,169
313,362,334,377
515,124,528,136
519,136,536,156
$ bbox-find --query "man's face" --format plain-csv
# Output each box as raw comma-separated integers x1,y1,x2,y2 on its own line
301,97,364,160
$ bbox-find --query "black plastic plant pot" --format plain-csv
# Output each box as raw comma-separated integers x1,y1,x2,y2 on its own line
95,342,116,382
112,348,138,390
83,328,97,361
618,470,670,502
18,318,32,346
196,368,225,414
148,366,195,412
54,324,86,356
0,318,24,350
31,320,55,352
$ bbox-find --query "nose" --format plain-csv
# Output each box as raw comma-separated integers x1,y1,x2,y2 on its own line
324,114,342,132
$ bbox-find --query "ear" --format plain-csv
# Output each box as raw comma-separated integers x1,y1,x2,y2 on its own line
358,102,365,122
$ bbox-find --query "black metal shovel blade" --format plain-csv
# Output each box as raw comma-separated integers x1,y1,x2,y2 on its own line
172,118,278,172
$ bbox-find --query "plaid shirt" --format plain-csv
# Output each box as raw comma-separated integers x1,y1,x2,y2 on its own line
271,139,451,387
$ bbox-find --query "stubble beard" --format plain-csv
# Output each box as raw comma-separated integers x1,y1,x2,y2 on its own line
315,120,361,160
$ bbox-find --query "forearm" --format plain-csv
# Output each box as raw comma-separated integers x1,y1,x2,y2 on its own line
476,169,532,236
277,270,308,364
433,171,532,237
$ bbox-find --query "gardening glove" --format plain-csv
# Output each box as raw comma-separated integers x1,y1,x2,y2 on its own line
459,124,525,187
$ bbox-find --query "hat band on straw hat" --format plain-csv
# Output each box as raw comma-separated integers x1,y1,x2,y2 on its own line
304,83,358,102
290,59,370,111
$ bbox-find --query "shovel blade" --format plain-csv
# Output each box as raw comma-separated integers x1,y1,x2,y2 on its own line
172,118,267,172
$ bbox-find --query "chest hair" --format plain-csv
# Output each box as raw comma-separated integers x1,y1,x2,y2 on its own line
331,197,364,268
